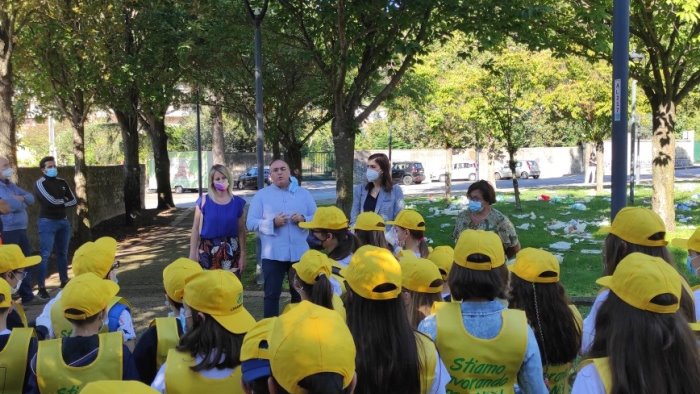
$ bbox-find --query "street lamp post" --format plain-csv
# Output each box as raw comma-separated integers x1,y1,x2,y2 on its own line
628,52,644,205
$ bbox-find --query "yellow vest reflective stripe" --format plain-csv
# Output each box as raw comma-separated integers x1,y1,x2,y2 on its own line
579,357,611,393
153,317,180,368
436,302,528,394
14,302,28,327
37,332,123,393
164,349,243,394
51,296,130,338
0,328,34,393
416,333,437,393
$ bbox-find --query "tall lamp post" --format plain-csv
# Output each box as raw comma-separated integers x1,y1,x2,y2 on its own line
628,52,644,205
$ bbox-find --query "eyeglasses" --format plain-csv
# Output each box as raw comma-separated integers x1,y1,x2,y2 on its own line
11,270,27,280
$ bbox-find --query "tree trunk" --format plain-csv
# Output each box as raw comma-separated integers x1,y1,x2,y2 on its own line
284,142,303,184
114,106,141,225
70,115,92,243
0,58,17,167
595,141,604,194
211,103,225,165
650,99,676,230
444,146,453,201
271,138,281,159
332,115,357,217
145,113,175,210
508,153,521,211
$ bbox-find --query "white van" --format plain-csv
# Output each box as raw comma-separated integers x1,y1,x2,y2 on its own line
431,161,478,182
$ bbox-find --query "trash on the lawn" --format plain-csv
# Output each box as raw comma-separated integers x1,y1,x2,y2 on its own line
517,223,532,230
538,194,551,201
549,241,572,251
581,249,599,254
676,203,692,212
440,223,452,228
570,203,587,211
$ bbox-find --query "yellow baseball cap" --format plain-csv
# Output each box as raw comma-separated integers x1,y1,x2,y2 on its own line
269,301,355,394
453,229,505,270
0,278,12,308
600,207,667,247
510,248,560,283
292,250,332,285
62,272,119,320
163,257,202,303
399,254,443,293
81,381,158,393
241,318,275,383
341,245,402,300
387,209,426,231
671,228,700,252
72,237,118,278
428,245,454,279
353,212,386,231
0,244,41,274
299,206,348,230
596,252,681,314
183,270,256,334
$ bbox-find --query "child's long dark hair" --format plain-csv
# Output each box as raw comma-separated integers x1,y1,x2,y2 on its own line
177,307,244,371
508,275,581,365
355,229,391,251
295,270,334,310
588,292,700,393
327,229,360,261
345,286,421,394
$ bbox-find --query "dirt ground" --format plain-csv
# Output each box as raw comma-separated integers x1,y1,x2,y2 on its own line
23,208,287,336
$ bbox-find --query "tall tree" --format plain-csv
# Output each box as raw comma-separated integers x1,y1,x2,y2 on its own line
515,0,700,229
0,1,41,167
277,0,460,214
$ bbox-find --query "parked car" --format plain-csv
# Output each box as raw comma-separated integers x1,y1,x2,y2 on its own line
391,161,425,185
236,166,271,189
431,161,478,182
494,160,541,180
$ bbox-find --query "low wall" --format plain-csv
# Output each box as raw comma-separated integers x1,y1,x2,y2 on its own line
14,165,141,252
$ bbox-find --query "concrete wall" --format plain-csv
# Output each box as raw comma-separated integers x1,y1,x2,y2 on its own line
15,165,142,251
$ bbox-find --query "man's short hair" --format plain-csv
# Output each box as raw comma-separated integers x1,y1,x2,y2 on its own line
39,156,55,169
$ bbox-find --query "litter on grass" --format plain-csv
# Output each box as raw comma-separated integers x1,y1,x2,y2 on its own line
440,223,452,229
517,223,532,230
570,203,587,211
549,241,572,251
581,249,600,254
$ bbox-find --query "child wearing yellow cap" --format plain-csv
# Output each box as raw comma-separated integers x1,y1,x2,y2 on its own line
418,230,548,393
288,250,346,319
150,270,256,393
387,209,430,258
427,245,454,301
508,248,582,392
342,245,449,393
81,380,158,393
399,254,444,328
300,206,359,268
672,227,700,321
133,257,202,384
573,253,700,393
0,278,37,393
0,244,41,330
353,211,391,251
240,318,275,394
582,207,696,353
35,237,135,346
267,301,356,394
27,273,139,392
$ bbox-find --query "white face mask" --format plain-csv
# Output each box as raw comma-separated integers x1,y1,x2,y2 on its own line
1,168,14,179
10,280,21,295
366,168,380,182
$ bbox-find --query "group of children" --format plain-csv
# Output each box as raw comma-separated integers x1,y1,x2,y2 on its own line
0,203,699,393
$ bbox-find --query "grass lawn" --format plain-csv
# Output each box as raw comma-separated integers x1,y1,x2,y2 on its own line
240,182,700,298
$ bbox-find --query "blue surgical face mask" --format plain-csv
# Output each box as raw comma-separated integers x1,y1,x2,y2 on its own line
687,255,698,276
468,200,483,213
366,168,380,182
1,168,14,178
45,167,58,177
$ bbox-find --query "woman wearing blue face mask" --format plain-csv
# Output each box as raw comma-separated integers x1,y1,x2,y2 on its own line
452,180,520,259
672,228,700,322
350,153,404,243
189,164,247,275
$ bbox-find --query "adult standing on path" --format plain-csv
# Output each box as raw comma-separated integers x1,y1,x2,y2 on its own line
0,156,38,305
247,159,316,317
189,164,247,275
34,156,76,299
350,153,404,243
452,180,520,259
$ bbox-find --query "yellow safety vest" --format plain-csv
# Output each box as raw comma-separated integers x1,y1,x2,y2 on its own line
436,302,528,394
37,332,123,393
0,328,34,393
51,296,130,338
544,362,573,394
14,301,28,327
416,333,438,394
578,357,611,393
152,317,181,368
164,349,243,394
282,295,347,320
